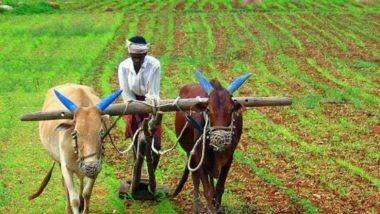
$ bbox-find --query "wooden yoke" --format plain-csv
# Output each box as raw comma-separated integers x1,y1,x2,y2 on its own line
20,97,292,121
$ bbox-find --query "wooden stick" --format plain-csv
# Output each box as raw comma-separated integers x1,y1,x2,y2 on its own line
20,96,292,121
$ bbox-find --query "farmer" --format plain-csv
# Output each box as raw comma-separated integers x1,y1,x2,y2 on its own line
118,35,162,166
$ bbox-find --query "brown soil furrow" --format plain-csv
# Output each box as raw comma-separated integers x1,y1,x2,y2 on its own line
217,2,227,10
290,13,376,61
211,15,231,74
233,12,380,212
261,16,339,88
242,111,380,212
232,0,244,9
247,13,379,173
261,13,378,105
175,0,187,11
204,2,213,11
315,13,379,51
246,13,374,140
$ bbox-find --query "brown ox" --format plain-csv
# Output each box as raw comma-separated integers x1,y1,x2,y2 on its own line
33,83,121,214
172,71,251,213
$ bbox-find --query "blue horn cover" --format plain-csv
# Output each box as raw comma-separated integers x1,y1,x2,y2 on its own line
54,89,78,113
97,89,123,111
195,70,214,94
228,73,252,94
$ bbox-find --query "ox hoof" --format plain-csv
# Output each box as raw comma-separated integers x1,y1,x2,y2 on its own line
118,182,131,199
119,179,168,201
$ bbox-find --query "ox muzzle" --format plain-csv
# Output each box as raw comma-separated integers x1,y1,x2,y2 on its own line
209,128,233,152
206,112,236,152
72,131,104,179
79,159,102,179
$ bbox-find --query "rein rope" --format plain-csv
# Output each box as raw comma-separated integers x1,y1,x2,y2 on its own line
101,101,134,155
187,113,209,172
150,97,190,156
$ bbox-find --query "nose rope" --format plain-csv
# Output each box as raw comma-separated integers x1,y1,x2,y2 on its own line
101,101,136,155
151,121,188,155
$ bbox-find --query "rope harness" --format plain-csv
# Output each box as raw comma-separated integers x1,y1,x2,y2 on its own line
186,111,237,172
71,130,104,179
208,111,236,152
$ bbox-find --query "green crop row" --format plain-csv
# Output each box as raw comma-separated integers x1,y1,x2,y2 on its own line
244,12,378,171
228,11,379,209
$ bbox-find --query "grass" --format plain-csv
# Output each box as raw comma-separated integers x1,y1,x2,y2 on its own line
1,1,57,14
0,12,124,212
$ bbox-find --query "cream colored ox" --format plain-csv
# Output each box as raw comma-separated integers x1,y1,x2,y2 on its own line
31,83,122,214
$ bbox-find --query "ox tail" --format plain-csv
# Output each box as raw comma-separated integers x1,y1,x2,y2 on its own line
28,162,56,200
170,166,189,198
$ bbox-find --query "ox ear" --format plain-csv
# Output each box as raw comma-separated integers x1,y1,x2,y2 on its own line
54,89,78,113
193,101,208,112
55,122,74,131
195,70,214,94
97,89,123,111
228,73,252,94
233,100,246,115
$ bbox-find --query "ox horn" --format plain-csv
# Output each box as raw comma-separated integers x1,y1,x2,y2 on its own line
195,70,214,94
54,89,78,113
97,89,123,111
228,73,252,94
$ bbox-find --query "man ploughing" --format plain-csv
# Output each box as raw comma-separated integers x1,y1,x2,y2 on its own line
118,35,162,171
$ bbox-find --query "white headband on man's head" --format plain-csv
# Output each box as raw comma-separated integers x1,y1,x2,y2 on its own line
126,40,150,54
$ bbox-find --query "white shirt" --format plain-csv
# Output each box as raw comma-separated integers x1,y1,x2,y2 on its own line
118,55,161,102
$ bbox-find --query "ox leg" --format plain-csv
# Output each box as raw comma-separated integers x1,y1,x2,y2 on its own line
61,165,80,214
62,176,72,214
82,178,96,214
215,158,232,211
200,169,216,213
191,171,202,213
78,178,84,212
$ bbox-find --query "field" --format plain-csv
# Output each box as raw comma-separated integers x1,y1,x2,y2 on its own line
0,0,379,213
